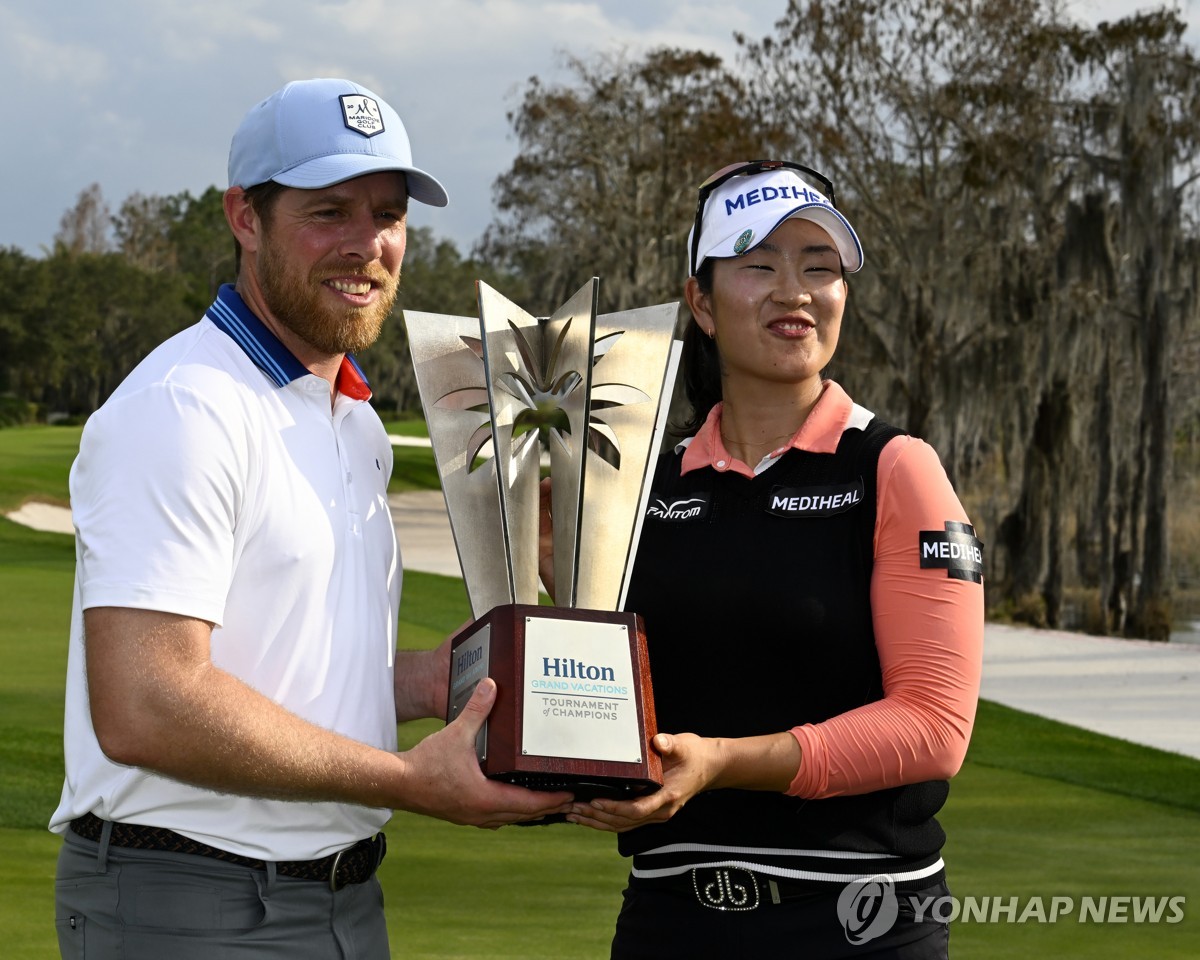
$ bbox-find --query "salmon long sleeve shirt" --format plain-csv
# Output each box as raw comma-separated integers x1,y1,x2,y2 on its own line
678,381,984,800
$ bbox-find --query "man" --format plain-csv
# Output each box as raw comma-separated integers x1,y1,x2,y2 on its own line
50,78,570,959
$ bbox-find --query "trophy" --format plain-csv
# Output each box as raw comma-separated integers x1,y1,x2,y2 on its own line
404,279,681,800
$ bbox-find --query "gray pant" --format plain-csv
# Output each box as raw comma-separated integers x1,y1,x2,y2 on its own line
55,827,391,959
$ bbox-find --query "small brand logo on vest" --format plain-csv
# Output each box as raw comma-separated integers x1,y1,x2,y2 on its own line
767,480,865,518
646,495,709,522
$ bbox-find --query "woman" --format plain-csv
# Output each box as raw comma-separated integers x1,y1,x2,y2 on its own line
566,161,984,958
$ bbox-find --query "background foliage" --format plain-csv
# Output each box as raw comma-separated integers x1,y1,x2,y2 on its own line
2,0,1197,639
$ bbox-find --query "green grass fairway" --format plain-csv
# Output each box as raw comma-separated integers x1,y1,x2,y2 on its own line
0,425,79,510
941,704,1200,957
382,416,443,494
0,421,438,505
2,426,1199,957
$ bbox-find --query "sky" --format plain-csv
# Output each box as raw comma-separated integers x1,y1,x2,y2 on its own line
2,0,1195,258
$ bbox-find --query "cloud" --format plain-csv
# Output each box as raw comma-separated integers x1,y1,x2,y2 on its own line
2,0,1194,259
144,1,284,63
0,5,110,91
0,0,774,256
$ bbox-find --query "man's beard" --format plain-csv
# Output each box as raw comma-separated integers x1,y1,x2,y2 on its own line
257,240,398,356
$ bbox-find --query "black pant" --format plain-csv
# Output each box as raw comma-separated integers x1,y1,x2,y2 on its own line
610,873,950,959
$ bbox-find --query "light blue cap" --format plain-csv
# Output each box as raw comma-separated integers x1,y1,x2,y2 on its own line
228,78,448,206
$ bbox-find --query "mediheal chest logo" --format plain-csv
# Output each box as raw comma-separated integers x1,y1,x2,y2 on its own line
919,521,985,582
340,94,384,136
646,493,710,522
767,480,864,517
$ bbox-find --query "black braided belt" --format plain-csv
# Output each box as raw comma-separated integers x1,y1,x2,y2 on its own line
70,811,385,891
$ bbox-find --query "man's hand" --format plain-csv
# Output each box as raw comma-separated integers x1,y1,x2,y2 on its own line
395,678,573,828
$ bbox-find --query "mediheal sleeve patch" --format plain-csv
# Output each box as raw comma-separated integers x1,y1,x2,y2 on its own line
919,521,984,582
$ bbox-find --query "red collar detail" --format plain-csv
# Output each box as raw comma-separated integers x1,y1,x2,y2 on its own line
335,357,372,401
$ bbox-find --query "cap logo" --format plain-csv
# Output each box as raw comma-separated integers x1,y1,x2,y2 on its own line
733,229,754,255
340,94,384,137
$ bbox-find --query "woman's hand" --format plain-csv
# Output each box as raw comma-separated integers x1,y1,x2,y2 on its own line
566,732,720,832
566,730,801,833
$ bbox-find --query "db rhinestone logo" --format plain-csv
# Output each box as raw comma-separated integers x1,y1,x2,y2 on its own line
837,875,899,945
692,868,759,911
340,95,384,137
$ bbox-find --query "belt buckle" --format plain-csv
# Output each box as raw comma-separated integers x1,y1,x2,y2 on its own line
328,833,385,892
690,867,760,911
327,847,348,892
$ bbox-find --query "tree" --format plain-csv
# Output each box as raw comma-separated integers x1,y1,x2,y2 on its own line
54,182,112,255
740,0,1078,441
36,249,192,414
1087,14,1200,638
113,192,178,273
113,187,239,306
0,248,51,405
738,0,1200,636
164,187,237,308
361,226,523,414
739,0,1082,621
482,47,783,314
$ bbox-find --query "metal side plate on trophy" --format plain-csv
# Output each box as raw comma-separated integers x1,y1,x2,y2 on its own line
404,279,681,802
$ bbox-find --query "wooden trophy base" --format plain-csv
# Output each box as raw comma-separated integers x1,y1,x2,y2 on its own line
447,603,662,801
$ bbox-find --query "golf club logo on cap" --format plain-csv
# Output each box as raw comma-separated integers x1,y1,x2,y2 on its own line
733,229,754,255
340,94,384,137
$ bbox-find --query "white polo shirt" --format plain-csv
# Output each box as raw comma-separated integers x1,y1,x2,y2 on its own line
49,285,402,860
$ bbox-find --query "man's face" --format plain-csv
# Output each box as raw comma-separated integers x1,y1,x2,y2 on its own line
254,171,409,356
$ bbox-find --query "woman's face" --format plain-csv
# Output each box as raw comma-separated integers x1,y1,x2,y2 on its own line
687,217,848,393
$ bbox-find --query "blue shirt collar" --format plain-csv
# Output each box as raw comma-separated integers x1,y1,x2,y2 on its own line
206,284,309,388
204,284,372,397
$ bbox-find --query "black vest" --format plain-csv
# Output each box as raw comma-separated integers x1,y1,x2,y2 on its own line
619,418,948,870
